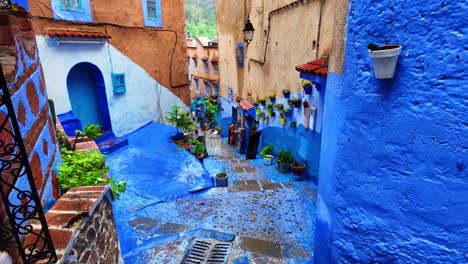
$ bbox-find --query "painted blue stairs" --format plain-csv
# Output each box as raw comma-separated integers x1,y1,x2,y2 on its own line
95,131,129,154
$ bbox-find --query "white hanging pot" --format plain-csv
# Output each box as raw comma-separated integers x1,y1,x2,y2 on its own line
368,44,402,79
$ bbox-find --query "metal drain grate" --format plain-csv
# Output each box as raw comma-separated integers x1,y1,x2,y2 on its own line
180,238,232,264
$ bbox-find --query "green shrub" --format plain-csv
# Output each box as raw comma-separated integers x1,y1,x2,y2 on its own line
58,148,126,198
165,106,194,134
277,150,294,165
73,124,103,151
260,144,274,158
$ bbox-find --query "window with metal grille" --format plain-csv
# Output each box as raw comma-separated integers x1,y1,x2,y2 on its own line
212,62,219,74
142,0,162,27
60,0,83,11
147,0,157,19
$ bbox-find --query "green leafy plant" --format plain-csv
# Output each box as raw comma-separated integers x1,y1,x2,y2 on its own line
57,129,72,150
166,106,194,135
188,139,202,147
194,143,205,157
205,99,218,119
301,80,312,87
73,124,102,151
277,150,294,165
266,103,273,110
57,148,126,198
368,42,381,51
282,88,289,93
260,144,274,158
258,98,266,103
275,103,284,111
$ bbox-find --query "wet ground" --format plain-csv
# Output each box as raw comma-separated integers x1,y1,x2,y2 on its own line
107,123,317,263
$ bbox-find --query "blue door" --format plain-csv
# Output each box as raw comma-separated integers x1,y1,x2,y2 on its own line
67,62,112,132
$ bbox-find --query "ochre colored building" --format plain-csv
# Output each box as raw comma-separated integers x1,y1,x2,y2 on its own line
26,0,189,136
186,36,220,98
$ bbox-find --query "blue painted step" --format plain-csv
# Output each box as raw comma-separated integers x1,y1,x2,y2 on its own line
57,111,82,136
97,133,129,154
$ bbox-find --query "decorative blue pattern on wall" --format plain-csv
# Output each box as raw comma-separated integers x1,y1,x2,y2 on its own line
142,0,162,27
51,0,92,22
315,1,467,263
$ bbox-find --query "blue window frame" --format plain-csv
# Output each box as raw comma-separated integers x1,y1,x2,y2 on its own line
212,62,218,74
203,60,209,73
52,0,91,22
204,81,210,96
213,83,219,96
193,59,198,71
195,78,200,93
112,73,126,95
142,0,162,27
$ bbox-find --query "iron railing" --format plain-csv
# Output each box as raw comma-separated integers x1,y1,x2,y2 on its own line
0,0,12,10
0,61,57,264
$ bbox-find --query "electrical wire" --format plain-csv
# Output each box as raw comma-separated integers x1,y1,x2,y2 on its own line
31,13,188,89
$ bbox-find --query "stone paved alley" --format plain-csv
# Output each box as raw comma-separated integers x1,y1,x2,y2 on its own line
107,123,317,263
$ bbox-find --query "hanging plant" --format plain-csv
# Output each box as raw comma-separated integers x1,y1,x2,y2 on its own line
282,89,290,99
302,80,313,95
259,98,266,106
269,93,276,103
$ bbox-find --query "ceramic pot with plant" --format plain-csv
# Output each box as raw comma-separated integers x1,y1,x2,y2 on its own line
291,162,306,176
292,98,301,108
215,172,228,187
279,114,286,125
290,121,297,129
282,89,290,99
259,98,266,106
260,144,274,165
368,42,402,79
195,143,206,163
302,80,313,95
275,103,284,111
266,103,273,115
269,93,276,103
277,149,294,173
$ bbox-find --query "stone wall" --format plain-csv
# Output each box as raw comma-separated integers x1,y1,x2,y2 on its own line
315,0,467,262
44,185,122,263
0,6,60,261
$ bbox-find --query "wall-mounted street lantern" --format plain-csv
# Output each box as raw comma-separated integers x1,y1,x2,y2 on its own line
243,19,255,45
0,0,12,10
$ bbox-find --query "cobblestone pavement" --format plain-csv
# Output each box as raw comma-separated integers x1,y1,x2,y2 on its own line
113,128,317,264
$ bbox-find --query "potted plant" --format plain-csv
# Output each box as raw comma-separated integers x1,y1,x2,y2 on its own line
195,143,206,163
277,150,294,173
282,88,290,99
282,107,292,118
215,172,228,187
291,98,301,108
188,139,200,154
275,103,284,111
259,98,266,106
302,80,313,95
260,144,274,165
291,162,306,176
166,106,194,140
290,121,297,129
269,93,276,103
279,112,286,125
303,100,309,109
368,42,402,79
266,103,273,115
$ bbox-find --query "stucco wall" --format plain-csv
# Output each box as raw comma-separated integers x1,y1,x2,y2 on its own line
28,0,189,104
315,0,467,263
35,36,186,136
217,0,335,101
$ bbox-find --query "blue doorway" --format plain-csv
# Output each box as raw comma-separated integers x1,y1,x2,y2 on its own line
66,62,112,132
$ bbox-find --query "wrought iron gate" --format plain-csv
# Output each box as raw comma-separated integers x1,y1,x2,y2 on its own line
0,59,57,264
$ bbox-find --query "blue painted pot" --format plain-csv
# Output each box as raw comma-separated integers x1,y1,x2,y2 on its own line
303,85,313,95
215,172,228,187
282,90,290,99
277,162,291,173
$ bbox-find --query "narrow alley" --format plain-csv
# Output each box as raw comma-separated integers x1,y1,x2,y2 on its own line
108,123,317,263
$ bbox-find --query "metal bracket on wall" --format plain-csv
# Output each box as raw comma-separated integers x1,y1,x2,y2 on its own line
0,63,57,263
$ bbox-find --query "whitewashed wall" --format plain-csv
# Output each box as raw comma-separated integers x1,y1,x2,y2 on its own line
36,36,187,136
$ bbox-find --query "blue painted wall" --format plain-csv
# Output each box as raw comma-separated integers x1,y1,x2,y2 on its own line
315,1,467,263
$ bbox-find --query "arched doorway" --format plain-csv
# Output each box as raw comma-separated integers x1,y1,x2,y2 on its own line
66,62,112,133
